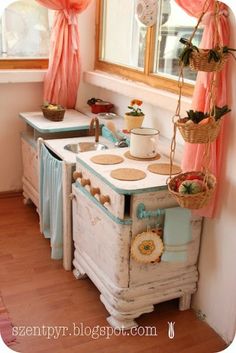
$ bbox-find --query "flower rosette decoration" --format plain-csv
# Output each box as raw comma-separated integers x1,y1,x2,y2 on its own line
131,230,164,264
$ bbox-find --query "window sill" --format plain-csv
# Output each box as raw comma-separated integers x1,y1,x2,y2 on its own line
83,70,192,114
0,69,46,84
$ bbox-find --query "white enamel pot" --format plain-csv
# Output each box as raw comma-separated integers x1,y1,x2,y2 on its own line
130,128,160,159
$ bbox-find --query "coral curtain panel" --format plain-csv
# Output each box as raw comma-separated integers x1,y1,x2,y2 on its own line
36,0,91,108
175,0,230,218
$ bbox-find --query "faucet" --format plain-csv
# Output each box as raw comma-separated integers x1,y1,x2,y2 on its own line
89,117,100,143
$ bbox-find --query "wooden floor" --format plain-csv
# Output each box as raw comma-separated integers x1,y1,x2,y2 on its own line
0,196,227,353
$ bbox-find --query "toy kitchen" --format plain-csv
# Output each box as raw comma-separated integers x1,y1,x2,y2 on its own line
20,109,202,329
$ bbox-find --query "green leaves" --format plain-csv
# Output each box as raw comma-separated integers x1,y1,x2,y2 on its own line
208,49,221,63
211,105,231,121
186,110,208,124
179,37,199,66
185,105,231,124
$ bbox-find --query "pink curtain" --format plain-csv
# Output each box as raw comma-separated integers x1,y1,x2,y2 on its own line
175,0,230,218
36,0,91,108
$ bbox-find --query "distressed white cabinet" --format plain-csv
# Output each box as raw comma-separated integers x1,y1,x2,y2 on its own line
72,148,202,329
19,110,93,209
21,135,39,209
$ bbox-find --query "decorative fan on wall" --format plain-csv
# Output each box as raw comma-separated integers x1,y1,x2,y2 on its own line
135,0,159,27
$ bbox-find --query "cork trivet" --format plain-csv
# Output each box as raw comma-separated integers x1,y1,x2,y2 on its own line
124,150,161,161
111,168,146,181
148,163,182,175
90,154,124,165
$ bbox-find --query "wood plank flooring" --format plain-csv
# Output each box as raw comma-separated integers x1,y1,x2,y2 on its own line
0,196,227,353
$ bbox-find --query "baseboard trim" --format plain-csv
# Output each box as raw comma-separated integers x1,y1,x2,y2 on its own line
0,190,23,199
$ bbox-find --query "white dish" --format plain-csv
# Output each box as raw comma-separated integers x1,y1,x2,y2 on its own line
98,113,119,119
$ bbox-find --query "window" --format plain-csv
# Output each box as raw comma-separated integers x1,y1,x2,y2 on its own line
96,0,203,96
0,0,51,69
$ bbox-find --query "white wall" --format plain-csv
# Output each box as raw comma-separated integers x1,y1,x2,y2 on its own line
76,2,236,344
0,82,43,192
75,0,98,109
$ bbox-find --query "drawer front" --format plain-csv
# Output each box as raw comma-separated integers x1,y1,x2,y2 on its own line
74,163,125,219
21,138,38,191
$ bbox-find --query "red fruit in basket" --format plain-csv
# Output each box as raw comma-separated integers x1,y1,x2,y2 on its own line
185,174,204,181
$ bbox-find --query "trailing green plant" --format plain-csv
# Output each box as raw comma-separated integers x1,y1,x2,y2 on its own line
211,105,231,121
179,38,199,66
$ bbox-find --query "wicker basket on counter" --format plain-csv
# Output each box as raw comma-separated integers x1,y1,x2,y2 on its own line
41,106,65,122
168,171,216,209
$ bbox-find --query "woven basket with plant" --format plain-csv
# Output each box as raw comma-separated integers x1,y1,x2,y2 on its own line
41,102,65,122
178,0,236,74
176,106,230,144
179,39,233,73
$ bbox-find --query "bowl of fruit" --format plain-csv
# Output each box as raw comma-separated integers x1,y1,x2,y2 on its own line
41,102,65,121
168,171,216,209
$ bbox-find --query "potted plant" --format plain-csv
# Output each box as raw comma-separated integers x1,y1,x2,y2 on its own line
124,99,145,132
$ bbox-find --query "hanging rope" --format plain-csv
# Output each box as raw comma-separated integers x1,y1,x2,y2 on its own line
168,0,221,191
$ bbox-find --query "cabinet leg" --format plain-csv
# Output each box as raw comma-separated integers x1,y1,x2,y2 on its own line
179,293,191,311
107,316,138,330
73,268,87,280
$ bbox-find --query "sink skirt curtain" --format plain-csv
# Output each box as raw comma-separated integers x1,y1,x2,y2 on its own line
39,143,63,260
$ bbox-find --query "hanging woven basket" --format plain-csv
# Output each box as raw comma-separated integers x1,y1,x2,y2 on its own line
176,117,222,144
168,171,216,209
189,48,228,73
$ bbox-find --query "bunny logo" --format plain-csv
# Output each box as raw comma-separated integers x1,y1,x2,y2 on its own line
168,322,175,339
0,334,20,353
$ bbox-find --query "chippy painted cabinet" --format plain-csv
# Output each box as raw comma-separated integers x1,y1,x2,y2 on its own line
21,135,39,208
72,148,202,329
19,110,93,210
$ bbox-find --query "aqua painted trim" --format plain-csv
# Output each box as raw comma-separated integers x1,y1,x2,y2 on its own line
73,182,132,225
19,114,104,134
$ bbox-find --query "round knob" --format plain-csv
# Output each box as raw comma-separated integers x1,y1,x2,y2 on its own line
99,194,110,205
73,171,82,181
81,178,91,187
90,187,101,196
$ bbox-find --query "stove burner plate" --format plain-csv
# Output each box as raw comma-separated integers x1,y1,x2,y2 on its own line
90,154,124,165
111,168,146,181
148,163,181,175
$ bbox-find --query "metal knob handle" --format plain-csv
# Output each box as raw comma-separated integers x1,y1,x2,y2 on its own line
90,187,101,196
81,178,91,187
99,194,110,205
73,171,82,181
